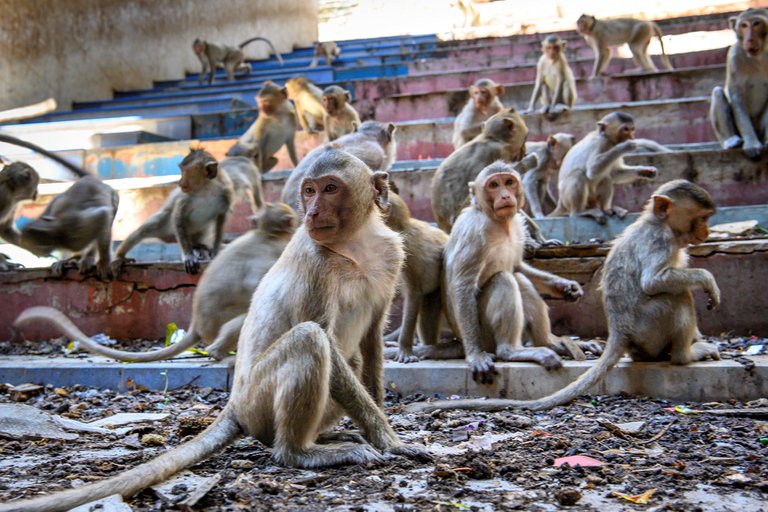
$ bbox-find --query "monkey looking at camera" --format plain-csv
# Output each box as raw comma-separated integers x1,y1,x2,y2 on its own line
323,85,361,141
193,37,283,84
409,180,720,412
7,148,429,512
549,111,669,224
522,133,576,218
0,162,39,270
576,14,672,79
452,78,505,149
285,77,326,134
112,147,234,275
710,8,768,160
309,41,341,68
527,35,577,120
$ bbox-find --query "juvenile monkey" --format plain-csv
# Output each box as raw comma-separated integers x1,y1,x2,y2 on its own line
20,176,118,281
221,155,264,213
527,35,577,120
232,81,299,172
576,14,672,79
112,147,234,275
452,78,505,149
409,180,720,412
7,148,428,512
522,133,576,218
384,192,449,363
710,8,768,160
549,111,669,224
285,77,326,134
281,121,397,211
0,162,39,270
309,41,341,67
323,85,361,141
33,204,297,363
193,37,283,84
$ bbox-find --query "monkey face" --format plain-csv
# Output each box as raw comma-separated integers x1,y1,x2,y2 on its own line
301,175,352,244
668,200,714,245
482,172,521,221
576,15,595,34
178,159,218,194
471,86,493,109
544,43,560,60
323,95,338,115
738,14,767,56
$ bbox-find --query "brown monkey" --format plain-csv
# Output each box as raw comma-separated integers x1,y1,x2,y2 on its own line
527,35,577,120
549,111,669,224
0,162,39,270
309,41,341,68
409,180,720,412
34,203,296,363
193,37,283,84
20,176,118,281
7,148,428,512
281,121,397,211
576,14,672,79
384,192,448,363
522,133,576,218
434,162,584,383
232,81,299,173
710,8,768,160
221,155,264,213
285,77,326,133
323,85,361,141
112,147,234,275
452,78,505,149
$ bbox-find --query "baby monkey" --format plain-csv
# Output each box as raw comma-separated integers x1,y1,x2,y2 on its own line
527,35,577,120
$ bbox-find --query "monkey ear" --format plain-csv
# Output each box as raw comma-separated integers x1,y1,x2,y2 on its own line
651,194,673,219
279,87,288,99
597,121,607,134
729,16,738,31
387,123,396,140
371,171,391,213
495,85,505,96
205,161,219,179
547,135,558,148
569,134,577,145
248,215,260,229
344,91,352,102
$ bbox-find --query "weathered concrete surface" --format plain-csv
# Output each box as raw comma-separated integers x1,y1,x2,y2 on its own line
0,355,765,403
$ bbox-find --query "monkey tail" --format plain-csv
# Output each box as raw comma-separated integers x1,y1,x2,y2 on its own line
548,200,568,217
654,24,673,70
238,37,284,66
0,408,241,512
405,334,626,413
0,133,88,178
15,306,204,362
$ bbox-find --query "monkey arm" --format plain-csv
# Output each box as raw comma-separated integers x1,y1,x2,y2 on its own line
633,138,670,153
445,239,485,356
640,258,720,308
585,140,634,181
550,75,564,110
528,64,544,111
609,162,657,184
361,308,387,405
517,262,581,299
728,88,761,145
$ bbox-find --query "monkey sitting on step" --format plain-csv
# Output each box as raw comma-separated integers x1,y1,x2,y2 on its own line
527,35,577,120
408,180,720,412
0,161,39,270
8,148,429,512
323,85,361,142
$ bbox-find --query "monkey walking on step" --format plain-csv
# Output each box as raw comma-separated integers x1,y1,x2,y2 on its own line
193,36,284,84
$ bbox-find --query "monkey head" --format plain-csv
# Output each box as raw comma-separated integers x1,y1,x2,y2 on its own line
470,79,503,111
483,109,528,160
178,148,218,194
257,81,288,115
576,14,596,35
598,111,635,144
470,161,524,222
192,38,206,55
249,202,298,236
300,147,390,245
322,85,350,116
384,191,411,233
648,180,716,246
285,77,310,99
547,133,577,167
358,121,397,150
542,35,565,61
1,161,40,201
731,8,768,57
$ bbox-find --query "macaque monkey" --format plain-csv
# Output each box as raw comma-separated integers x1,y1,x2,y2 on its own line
384,192,448,363
409,180,720,412
231,81,299,172
323,85,361,141
193,37,283,84
7,148,428,512
281,121,397,211
452,78,505,149
549,111,669,224
0,162,39,270
435,162,584,383
285,77,326,134
710,8,768,160
576,14,672,79
28,204,297,363
309,41,341,68
112,147,234,275
527,35,577,120
221,155,264,213
20,176,118,281
522,133,576,218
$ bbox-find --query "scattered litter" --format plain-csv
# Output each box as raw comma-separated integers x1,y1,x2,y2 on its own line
612,488,656,504
91,333,116,346
141,433,165,446
7,383,43,402
724,473,752,486
744,344,764,355
613,421,646,435
665,407,768,419
0,404,79,440
90,412,170,428
554,455,604,467
152,470,222,508
428,432,516,456
69,494,132,512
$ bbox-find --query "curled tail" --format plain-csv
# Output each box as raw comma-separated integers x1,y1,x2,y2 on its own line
653,24,673,70
0,409,241,512
405,334,626,413
0,133,87,178
15,306,202,362
239,36,284,65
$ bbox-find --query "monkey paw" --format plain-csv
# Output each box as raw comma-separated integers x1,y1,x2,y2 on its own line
560,280,584,302
110,257,134,277
184,256,201,275
387,443,432,463
638,167,658,179
317,430,367,445
543,238,564,247
706,286,721,310
538,350,563,370
578,340,604,356
722,135,743,150
692,341,721,361
467,352,497,384
743,142,763,161
605,206,628,219
394,350,420,363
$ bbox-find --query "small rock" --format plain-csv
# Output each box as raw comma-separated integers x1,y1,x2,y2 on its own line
140,433,165,446
231,459,254,470
555,488,582,506
725,473,752,487
8,383,43,402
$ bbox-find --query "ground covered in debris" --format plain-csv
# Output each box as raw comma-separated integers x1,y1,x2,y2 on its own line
1,382,766,511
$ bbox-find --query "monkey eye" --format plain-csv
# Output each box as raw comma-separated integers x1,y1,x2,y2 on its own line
323,183,338,193
504,178,517,187
487,180,499,189
303,185,316,195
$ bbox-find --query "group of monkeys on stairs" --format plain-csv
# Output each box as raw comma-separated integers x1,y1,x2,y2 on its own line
1,7,768,512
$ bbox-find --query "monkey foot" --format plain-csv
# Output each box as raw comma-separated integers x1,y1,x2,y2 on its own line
317,430,367,445
386,443,432,463
467,352,497,384
394,350,420,363
722,136,744,150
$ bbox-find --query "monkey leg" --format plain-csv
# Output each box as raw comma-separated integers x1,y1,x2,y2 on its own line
477,271,524,371
515,273,563,370
395,289,422,363
710,86,743,150
205,314,246,360
112,214,168,274
629,41,657,72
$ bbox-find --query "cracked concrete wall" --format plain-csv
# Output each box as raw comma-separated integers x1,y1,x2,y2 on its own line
0,0,318,111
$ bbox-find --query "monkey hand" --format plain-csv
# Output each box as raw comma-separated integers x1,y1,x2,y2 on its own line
691,341,721,361
110,257,134,277
556,279,583,302
743,140,763,161
578,340,604,355
705,280,721,310
94,262,113,281
543,238,564,247
386,443,433,463
637,166,657,179
184,255,201,275
394,349,420,363
466,351,497,384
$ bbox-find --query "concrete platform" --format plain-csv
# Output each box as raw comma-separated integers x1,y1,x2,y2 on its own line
0,355,765,403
